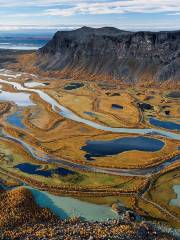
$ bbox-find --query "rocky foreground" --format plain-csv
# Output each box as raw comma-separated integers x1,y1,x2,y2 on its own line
0,187,178,240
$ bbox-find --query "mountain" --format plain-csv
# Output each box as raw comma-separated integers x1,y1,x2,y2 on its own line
35,27,180,84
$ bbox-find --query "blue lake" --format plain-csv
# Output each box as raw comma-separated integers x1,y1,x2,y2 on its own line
15,163,52,177
7,111,26,129
15,163,75,177
81,136,164,160
149,118,180,131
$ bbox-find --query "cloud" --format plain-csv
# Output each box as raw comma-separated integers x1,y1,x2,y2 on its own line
1,0,180,16
167,12,180,15
0,25,80,31
40,1,180,17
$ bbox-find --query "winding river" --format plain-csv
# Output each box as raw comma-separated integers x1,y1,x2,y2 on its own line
0,71,180,140
0,69,180,177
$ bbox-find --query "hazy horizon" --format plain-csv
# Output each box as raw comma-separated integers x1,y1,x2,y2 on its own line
0,24,179,35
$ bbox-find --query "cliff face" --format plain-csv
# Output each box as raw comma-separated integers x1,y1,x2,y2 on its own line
37,27,180,84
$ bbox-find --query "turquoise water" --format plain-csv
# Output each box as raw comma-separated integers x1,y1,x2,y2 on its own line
170,185,180,208
7,111,26,129
150,118,180,131
27,186,118,221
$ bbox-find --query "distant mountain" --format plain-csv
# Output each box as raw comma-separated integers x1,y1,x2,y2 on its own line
36,26,180,84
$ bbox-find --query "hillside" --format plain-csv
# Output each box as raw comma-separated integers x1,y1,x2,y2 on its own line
0,187,177,240
36,26,180,84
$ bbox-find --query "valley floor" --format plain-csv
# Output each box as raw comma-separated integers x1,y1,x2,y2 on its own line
0,51,179,233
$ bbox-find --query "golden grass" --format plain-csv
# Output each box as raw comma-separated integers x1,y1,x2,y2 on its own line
42,133,179,168
147,169,180,217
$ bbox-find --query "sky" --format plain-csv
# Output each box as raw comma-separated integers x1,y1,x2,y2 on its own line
0,0,180,31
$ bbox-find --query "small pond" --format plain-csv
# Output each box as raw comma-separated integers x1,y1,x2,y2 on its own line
149,118,180,131
15,163,75,177
138,102,154,111
111,104,123,110
81,136,164,161
55,167,75,176
64,83,84,90
170,185,180,208
6,110,26,129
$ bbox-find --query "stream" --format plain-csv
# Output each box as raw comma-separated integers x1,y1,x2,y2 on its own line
0,69,180,177
0,72,180,140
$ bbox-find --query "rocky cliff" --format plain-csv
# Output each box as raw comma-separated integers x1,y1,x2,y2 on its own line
37,26,180,84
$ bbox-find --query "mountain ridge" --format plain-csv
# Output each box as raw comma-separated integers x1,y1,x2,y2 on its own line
27,27,180,84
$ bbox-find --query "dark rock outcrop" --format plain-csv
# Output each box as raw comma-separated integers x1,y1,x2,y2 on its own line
37,26,180,84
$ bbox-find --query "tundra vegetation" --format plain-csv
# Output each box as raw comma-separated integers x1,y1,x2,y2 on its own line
0,28,179,238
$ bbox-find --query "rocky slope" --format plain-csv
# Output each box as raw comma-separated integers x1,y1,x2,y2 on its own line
0,187,177,240
36,26,180,84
